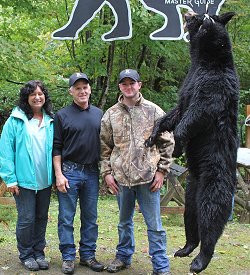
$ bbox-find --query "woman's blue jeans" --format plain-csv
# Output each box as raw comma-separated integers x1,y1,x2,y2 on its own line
57,161,99,261
14,186,52,262
116,183,170,273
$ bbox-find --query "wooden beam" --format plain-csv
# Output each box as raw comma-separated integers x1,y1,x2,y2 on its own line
237,169,250,199
234,194,247,208
0,181,7,196
161,206,185,214
0,197,15,206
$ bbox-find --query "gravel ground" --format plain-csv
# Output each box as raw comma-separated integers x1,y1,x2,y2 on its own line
0,246,152,275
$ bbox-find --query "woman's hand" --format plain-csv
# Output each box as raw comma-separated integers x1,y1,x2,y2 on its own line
8,186,20,196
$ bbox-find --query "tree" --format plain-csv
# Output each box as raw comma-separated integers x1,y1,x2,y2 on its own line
0,0,249,122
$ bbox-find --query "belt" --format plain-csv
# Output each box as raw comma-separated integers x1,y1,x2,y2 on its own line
65,160,98,170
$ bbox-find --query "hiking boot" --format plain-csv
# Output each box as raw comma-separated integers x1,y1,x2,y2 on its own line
152,271,172,275
36,256,49,270
62,260,75,274
107,258,129,273
22,258,39,271
80,257,104,272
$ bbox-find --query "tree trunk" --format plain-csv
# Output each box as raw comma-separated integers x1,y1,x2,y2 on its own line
98,41,115,109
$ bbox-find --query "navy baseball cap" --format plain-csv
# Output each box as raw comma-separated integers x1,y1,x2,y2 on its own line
119,69,140,83
69,72,89,87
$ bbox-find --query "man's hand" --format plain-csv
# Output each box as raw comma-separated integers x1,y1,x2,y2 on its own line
104,174,119,195
53,155,69,193
8,186,19,196
150,171,165,192
56,173,69,193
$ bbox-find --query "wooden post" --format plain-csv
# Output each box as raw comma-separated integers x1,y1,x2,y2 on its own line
0,179,7,196
0,179,15,205
246,105,250,149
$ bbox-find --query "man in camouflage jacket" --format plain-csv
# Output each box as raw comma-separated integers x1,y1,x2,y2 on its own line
100,69,174,275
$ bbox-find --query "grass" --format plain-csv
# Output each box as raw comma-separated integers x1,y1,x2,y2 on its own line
0,193,250,275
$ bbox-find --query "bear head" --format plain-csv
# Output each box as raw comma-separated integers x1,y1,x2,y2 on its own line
184,12,236,66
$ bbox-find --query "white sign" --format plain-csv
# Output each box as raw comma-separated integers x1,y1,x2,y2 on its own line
52,0,226,41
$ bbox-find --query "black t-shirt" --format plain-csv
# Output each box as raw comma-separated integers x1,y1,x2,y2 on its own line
53,102,103,164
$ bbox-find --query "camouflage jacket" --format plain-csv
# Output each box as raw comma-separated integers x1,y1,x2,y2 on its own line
100,93,175,187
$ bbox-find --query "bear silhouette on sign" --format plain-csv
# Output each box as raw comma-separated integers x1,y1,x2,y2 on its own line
141,0,226,40
145,11,239,273
52,0,226,41
52,0,132,41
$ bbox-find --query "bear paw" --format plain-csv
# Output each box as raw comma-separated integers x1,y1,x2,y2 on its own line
190,253,212,273
144,135,157,147
174,243,198,257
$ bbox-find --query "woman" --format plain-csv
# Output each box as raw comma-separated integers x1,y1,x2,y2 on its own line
0,80,54,271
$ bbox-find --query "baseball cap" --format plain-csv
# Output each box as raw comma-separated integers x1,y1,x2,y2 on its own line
69,72,89,87
119,69,140,83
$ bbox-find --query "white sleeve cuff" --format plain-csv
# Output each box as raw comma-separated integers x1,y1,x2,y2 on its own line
7,182,18,187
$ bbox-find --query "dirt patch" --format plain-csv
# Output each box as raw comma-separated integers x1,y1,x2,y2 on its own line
0,246,152,275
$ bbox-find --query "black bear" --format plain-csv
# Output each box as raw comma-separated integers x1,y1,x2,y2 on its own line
145,11,239,273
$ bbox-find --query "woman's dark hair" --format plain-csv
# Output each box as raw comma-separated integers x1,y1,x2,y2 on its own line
18,80,53,119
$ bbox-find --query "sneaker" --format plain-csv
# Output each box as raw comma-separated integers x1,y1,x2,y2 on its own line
62,260,75,274
22,258,39,271
80,257,104,272
36,256,49,270
107,258,129,273
152,271,172,275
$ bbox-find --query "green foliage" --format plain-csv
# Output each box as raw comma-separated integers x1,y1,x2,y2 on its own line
0,197,250,274
224,0,250,91
0,0,249,124
0,204,16,223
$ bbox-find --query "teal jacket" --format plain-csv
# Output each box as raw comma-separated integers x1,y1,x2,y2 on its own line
0,107,54,190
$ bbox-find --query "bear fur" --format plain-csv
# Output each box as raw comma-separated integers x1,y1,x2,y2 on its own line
145,12,239,273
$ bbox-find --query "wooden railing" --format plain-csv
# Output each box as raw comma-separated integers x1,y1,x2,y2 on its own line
160,163,187,214
0,179,15,205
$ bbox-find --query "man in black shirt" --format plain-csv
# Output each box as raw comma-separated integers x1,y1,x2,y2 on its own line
53,72,104,274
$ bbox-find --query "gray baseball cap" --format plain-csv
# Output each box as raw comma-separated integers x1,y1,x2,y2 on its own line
119,69,140,83
69,72,89,87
